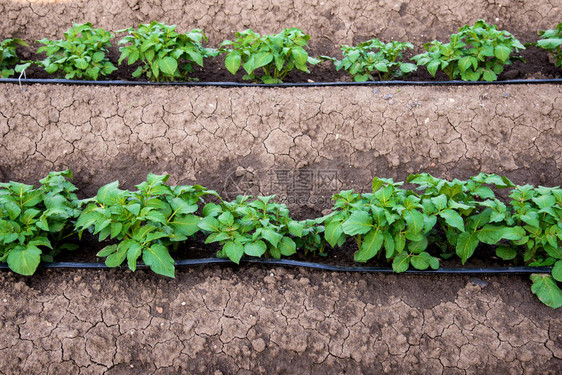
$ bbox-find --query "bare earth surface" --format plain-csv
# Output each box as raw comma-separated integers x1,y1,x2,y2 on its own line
0,266,561,374
1,83,560,216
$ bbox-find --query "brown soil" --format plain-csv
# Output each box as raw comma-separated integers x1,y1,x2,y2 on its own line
4,0,562,82
1,84,560,218
0,266,560,374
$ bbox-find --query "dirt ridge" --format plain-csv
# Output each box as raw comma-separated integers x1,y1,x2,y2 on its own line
0,266,560,374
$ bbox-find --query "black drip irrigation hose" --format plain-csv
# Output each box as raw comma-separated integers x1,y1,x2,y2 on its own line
0,258,552,275
1,77,562,87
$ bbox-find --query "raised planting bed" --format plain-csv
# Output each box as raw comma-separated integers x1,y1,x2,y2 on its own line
2,20,561,84
1,168,561,308
1,267,561,373
1,0,560,58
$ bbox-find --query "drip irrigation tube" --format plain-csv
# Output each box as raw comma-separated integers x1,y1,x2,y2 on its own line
0,258,552,275
1,77,562,87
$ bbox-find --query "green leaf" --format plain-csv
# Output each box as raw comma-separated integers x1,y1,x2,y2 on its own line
244,240,267,257
384,232,395,259
537,38,562,49
477,225,524,245
427,60,440,77
110,222,123,239
261,229,283,248
225,52,241,75
105,244,127,267
74,58,88,70
127,242,142,271
242,56,255,74
495,246,517,260
482,70,497,81
342,211,373,236
545,245,562,260
132,66,143,78
346,49,360,63
96,181,120,204
429,256,440,270
520,212,540,228
198,216,220,232
2,199,21,220
278,236,297,256
291,47,308,66
288,221,304,237
7,246,41,276
253,52,274,69
408,237,428,254
354,228,384,263
399,63,417,74
392,252,410,273
439,209,465,232
97,244,117,257
411,252,431,270
494,45,511,62
170,214,200,237
530,274,562,309
170,198,198,215
551,261,562,282
224,240,244,264
218,211,234,226
325,219,345,247
456,231,479,264
145,231,169,242
404,210,424,236
532,195,556,209
145,210,167,224
430,195,448,211
22,190,43,207
202,203,221,217
143,243,175,278
461,69,481,81
374,62,388,72
371,177,385,192
159,56,178,76
458,56,473,72
395,232,406,252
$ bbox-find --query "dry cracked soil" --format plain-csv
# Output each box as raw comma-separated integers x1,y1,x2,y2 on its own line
1,266,561,374
1,84,560,217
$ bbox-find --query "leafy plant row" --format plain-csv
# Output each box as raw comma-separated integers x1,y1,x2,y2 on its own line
1,170,561,308
1,20,561,83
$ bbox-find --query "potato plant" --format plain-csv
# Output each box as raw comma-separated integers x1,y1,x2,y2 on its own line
412,19,525,81
506,185,562,308
322,173,561,308
118,21,218,82
19,23,117,80
220,28,321,83
0,38,28,78
0,170,80,275
322,178,440,272
75,174,214,277
0,170,560,308
198,195,321,263
407,173,522,264
324,39,417,81
534,23,562,68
